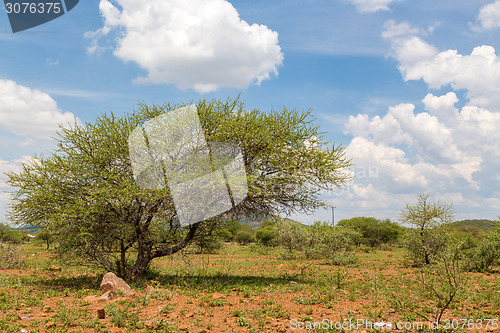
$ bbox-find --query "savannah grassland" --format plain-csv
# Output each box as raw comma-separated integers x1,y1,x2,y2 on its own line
0,242,499,333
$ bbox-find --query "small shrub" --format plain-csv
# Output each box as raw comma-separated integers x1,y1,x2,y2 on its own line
402,227,450,266
255,226,276,246
0,242,26,269
330,251,358,266
417,245,468,323
194,236,224,254
463,226,500,271
234,225,255,245
105,303,143,329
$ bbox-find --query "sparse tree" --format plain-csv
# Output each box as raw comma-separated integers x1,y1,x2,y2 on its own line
6,98,351,281
399,194,454,265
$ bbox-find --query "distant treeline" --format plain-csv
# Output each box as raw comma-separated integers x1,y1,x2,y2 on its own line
451,219,499,231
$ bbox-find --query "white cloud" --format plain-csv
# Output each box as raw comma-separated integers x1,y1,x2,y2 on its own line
87,0,284,93
0,156,38,224
0,79,78,139
383,21,500,109
346,103,464,163
343,87,500,215
475,0,500,30
381,20,421,39
348,0,399,13
422,92,459,124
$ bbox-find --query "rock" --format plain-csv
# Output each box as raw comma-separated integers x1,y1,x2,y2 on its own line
49,265,61,271
18,314,33,321
97,309,106,319
290,281,298,285
99,290,118,302
100,272,133,295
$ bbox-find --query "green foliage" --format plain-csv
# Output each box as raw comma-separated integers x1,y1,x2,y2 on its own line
417,244,468,323
234,225,255,245
215,219,246,242
337,217,402,247
399,194,454,265
309,222,360,259
452,219,499,232
214,228,234,242
275,220,359,263
453,225,485,239
6,98,351,281
463,225,500,271
402,226,450,266
105,303,143,329
275,220,310,257
255,221,276,246
35,227,53,249
0,223,27,244
193,221,225,254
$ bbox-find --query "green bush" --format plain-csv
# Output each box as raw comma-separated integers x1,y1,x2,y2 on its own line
0,223,26,244
276,220,360,264
194,236,224,254
463,226,500,271
275,220,311,257
214,228,234,242
337,217,402,247
402,226,450,266
255,226,276,246
234,224,255,245
312,223,361,261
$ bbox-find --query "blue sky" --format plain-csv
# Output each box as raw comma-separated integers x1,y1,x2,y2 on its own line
1,0,500,225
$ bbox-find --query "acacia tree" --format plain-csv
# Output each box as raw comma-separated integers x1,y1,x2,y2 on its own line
399,194,454,265
6,98,351,281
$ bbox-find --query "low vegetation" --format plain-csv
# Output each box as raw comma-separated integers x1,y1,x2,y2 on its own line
0,234,498,332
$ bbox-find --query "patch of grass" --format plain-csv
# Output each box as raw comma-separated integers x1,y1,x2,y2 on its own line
236,316,252,328
105,302,143,330
264,304,290,319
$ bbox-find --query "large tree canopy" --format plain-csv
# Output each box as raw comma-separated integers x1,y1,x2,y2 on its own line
7,98,351,281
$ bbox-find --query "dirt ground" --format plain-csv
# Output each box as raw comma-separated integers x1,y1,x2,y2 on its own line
1,244,499,332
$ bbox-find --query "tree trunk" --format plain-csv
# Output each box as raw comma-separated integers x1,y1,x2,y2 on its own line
127,223,201,282
130,245,151,282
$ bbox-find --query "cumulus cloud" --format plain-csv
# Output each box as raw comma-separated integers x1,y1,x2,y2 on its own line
475,0,500,30
348,0,399,13
323,20,500,221
383,21,500,109
87,0,284,93
0,79,78,139
346,102,464,163
343,87,500,215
